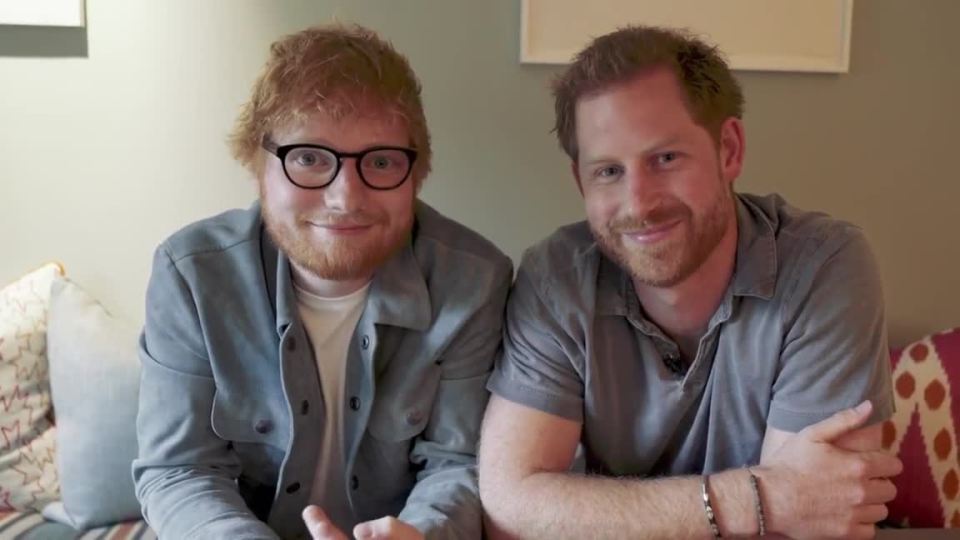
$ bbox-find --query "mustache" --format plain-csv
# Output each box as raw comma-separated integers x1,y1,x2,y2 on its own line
608,204,690,233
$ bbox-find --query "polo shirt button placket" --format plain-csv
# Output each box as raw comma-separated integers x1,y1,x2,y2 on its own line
663,354,684,377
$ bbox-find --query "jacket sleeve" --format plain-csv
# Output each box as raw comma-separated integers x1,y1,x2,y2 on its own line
133,245,280,540
396,259,513,540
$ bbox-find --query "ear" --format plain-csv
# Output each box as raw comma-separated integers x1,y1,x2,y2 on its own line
718,117,745,186
571,161,584,196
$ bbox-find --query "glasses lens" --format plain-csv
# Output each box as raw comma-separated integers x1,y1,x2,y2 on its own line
283,147,338,187
360,149,412,188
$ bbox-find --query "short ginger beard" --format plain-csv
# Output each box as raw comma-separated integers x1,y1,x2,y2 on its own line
593,186,734,288
260,193,414,283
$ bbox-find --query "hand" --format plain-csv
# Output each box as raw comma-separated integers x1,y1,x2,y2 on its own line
759,401,903,539
353,516,425,540
303,506,348,540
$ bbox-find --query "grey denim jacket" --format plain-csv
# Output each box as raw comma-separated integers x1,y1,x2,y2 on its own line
133,201,512,540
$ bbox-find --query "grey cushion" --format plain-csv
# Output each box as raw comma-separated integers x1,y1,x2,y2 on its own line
42,278,141,529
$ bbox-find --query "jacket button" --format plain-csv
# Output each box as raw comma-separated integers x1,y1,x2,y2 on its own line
254,419,272,434
350,475,359,490
361,335,370,350
349,397,361,411
286,336,297,352
406,410,423,426
285,482,301,494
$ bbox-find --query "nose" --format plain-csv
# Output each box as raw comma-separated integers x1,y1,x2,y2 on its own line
323,158,366,212
622,166,661,214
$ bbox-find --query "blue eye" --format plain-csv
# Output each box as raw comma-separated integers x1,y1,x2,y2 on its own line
655,152,679,166
295,154,317,166
594,165,623,180
288,148,334,169
371,156,391,169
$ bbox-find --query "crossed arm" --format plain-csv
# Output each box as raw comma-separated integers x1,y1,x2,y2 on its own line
478,395,900,540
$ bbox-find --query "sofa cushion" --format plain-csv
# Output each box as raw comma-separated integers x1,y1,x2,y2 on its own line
42,277,142,529
0,264,61,511
884,328,960,527
0,509,155,539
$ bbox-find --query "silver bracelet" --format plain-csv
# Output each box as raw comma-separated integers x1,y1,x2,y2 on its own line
747,468,767,536
700,474,722,539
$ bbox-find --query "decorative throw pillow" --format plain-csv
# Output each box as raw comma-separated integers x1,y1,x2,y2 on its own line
41,277,143,529
0,264,62,511
884,328,960,527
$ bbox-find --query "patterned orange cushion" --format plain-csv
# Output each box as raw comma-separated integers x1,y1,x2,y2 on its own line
884,328,960,527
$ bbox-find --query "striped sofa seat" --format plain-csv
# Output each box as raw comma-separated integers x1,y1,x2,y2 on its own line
0,511,155,540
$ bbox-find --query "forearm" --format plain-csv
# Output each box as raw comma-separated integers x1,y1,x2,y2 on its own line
485,468,760,540
136,466,280,539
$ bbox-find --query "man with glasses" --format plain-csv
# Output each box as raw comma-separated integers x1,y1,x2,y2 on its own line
134,25,511,540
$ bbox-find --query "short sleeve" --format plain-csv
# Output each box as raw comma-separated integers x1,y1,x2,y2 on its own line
487,263,586,421
768,227,895,432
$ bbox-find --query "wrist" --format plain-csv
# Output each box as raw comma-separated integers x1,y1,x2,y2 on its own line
708,468,762,537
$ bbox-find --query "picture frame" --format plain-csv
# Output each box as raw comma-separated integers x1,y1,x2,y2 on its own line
0,0,85,27
520,0,854,73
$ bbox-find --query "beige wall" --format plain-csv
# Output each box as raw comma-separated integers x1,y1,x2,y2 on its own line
1,0,957,346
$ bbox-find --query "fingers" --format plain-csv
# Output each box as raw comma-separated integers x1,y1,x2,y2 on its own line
802,401,873,443
860,478,897,505
847,523,878,540
354,516,422,540
354,516,396,539
862,452,903,479
832,422,883,452
302,506,349,540
855,503,890,524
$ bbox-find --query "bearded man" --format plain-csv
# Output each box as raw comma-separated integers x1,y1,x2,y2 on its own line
134,24,510,540
480,26,900,540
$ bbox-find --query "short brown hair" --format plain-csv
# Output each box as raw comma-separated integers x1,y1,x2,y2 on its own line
229,24,432,185
552,25,744,160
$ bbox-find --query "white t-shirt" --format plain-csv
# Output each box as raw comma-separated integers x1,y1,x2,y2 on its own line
294,281,369,530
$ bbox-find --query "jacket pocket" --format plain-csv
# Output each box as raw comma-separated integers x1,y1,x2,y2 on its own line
366,369,439,442
210,389,287,489
210,389,287,446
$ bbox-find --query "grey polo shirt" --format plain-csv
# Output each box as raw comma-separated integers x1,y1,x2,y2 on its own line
488,193,894,476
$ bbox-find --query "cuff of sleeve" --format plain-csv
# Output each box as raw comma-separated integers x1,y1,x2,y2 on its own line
486,371,583,422
398,501,480,540
767,394,896,433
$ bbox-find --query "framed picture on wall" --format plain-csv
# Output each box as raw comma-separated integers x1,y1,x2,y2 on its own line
520,0,854,73
0,0,85,27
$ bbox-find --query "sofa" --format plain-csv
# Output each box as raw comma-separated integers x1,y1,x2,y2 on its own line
0,262,957,538
0,263,154,539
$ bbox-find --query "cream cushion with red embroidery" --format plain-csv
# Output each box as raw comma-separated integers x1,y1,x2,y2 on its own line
884,328,960,527
0,264,61,511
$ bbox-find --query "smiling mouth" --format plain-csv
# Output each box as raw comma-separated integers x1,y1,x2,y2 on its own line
619,219,682,244
307,221,374,234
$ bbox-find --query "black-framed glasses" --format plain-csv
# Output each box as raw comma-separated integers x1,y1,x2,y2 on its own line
262,139,417,190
